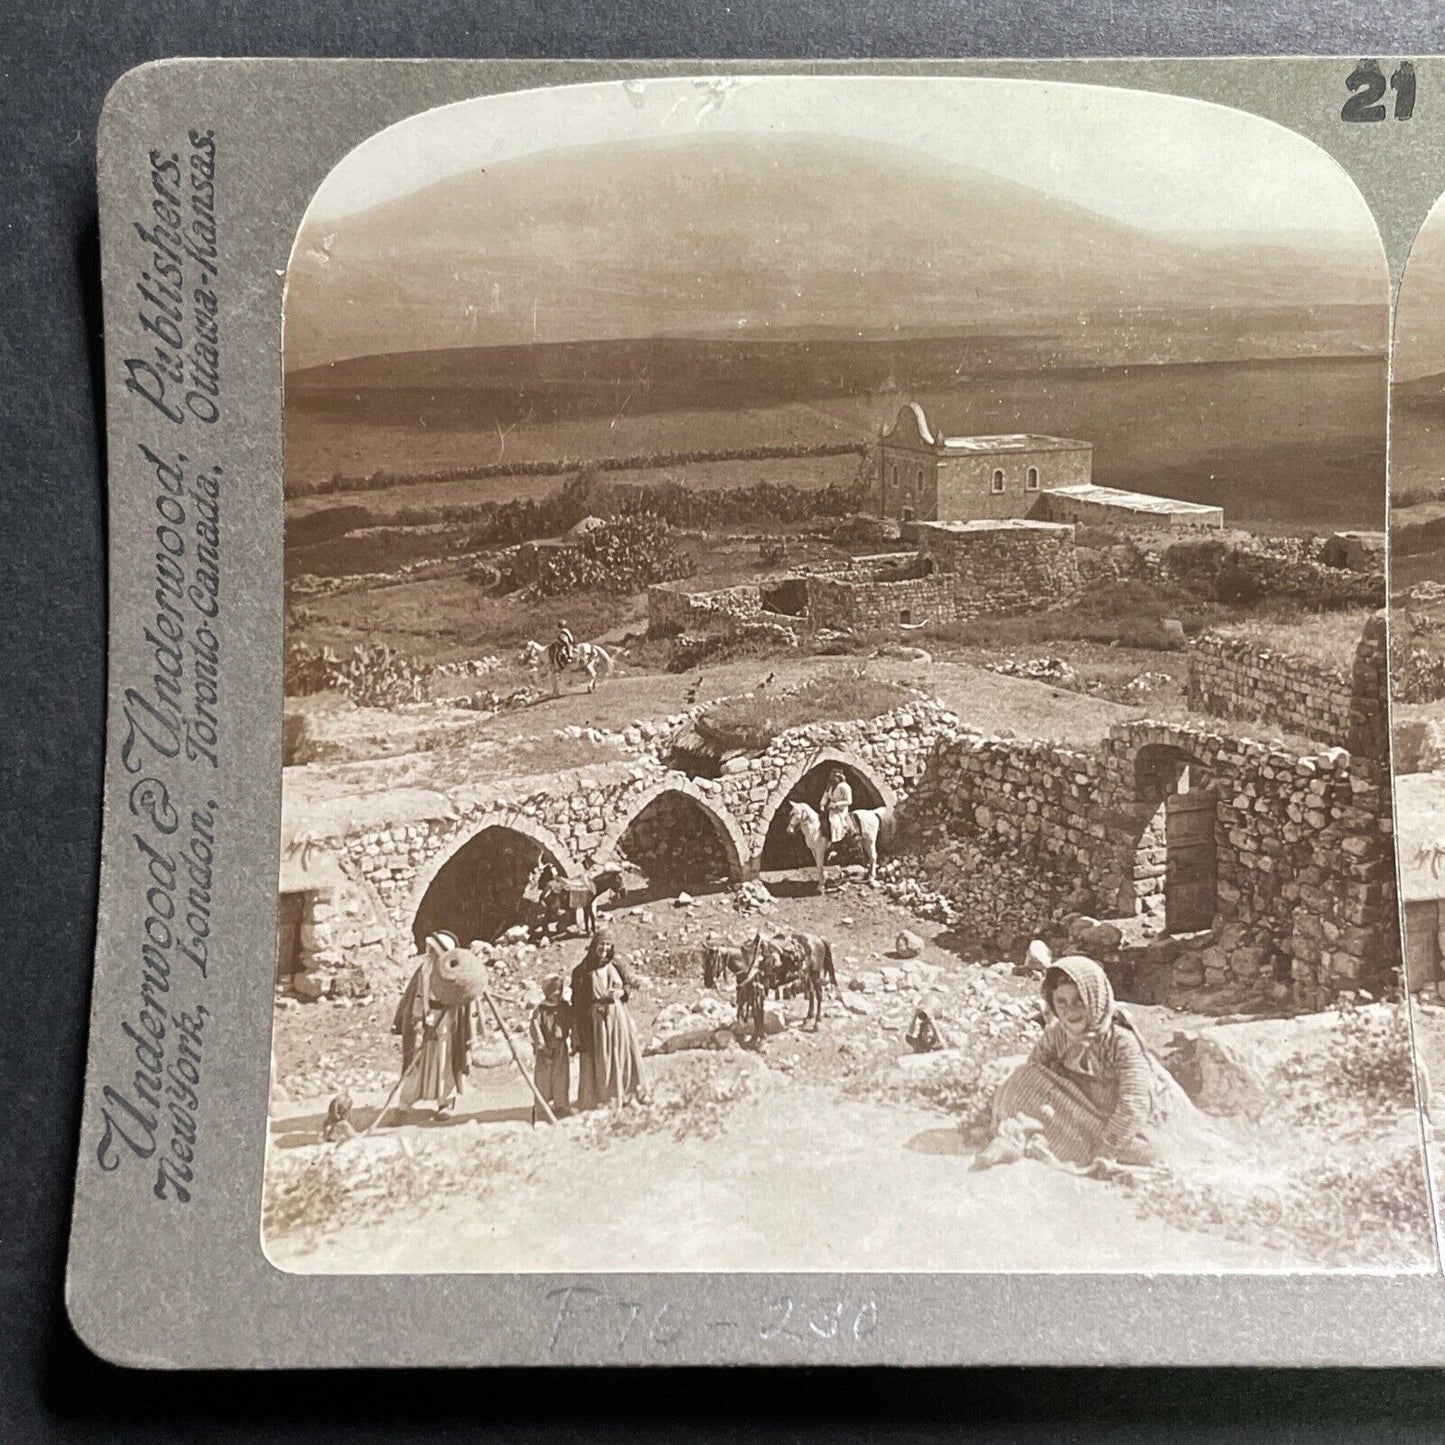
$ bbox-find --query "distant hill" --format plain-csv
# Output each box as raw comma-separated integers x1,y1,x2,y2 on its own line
285,132,1383,372
1395,215,1445,382
1396,370,1445,410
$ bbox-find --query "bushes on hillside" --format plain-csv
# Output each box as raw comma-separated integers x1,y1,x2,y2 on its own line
292,440,866,498
285,640,434,707
286,470,874,583
1163,537,1383,612
528,512,695,597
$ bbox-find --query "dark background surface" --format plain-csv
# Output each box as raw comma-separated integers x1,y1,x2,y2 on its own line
8,0,1445,1436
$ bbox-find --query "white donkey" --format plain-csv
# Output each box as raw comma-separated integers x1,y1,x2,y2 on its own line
521,638,613,696
786,800,892,892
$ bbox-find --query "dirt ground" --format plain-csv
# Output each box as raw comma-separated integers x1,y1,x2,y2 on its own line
264,876,1435,1276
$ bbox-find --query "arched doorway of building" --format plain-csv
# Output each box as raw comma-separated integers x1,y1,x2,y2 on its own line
1133,744,1218,934
759,757,889,880
611,788,744,900
412,824,574,949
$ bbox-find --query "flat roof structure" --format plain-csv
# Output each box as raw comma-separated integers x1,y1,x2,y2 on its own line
1042,483,1223,520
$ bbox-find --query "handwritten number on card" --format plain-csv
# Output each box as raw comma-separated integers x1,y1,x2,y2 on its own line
1342,60,1416,122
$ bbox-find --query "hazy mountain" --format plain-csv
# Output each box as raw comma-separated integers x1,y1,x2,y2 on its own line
285,132,1382,372
1395,216,1445,382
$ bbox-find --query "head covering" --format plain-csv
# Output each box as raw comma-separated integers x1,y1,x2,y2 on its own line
541,972,563,998
425,931,459,961
585,928,615,968
1042,956,1117,1074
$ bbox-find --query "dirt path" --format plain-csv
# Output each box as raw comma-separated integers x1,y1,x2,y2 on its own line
265,1072,1299,1275
490,654,1141,746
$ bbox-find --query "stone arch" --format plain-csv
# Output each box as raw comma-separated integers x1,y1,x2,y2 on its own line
757,747,897,874
594,779,749,894
407,813,583,950
1125,741,1218,935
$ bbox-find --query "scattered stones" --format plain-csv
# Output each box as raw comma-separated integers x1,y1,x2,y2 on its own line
987,657,1077,685
733,879,776,914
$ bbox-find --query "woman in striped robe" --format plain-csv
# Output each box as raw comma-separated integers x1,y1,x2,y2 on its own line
992,956,1170,1167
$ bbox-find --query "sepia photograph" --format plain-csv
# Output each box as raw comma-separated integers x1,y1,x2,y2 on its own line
262,75,1432,1275
1384,186,1445,1210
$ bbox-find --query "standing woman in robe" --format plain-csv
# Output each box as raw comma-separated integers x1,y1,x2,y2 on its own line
569,945,599,1111
585,929,649,1108
392,931,478,1118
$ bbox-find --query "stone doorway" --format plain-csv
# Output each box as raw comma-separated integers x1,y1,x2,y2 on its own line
412,825,570,948
760,758,888,876
613,789,741,898
1133,744,1218,935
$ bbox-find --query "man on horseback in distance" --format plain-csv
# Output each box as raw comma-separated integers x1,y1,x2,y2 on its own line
551,620,575,672
820,768,855,853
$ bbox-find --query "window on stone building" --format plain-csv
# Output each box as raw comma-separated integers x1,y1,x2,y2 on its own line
991,468,1005,493
915,468,923,493
1026,466,1039,490
891,464,898,492
900,609,912,624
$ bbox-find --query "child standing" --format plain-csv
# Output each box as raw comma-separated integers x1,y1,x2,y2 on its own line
528,973,572,1121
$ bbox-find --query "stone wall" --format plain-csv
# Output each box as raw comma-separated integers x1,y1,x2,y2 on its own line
917,521,1080,616
277,874,391,1000
304,698,964,965
895,718,1398,1006
293,689,1395,1010
1185,612,1388,761
648,581,762,637
805,573,959,631
712,697,965,857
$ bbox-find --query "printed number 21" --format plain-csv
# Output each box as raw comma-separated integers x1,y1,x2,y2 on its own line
1342,60,1416,122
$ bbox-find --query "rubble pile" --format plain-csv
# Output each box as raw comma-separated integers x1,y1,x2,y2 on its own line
985,657,1077,685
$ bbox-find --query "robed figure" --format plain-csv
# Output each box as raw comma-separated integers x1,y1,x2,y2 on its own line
392,930,480,1116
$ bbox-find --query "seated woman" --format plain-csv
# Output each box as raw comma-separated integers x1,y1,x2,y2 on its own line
991,955,1170,1168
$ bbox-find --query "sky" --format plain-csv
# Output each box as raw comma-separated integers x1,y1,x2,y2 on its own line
304,74,1379,243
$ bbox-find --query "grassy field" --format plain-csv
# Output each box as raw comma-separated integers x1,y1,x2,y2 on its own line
286,452,867,522
289,576,650,664
287,356,1386,531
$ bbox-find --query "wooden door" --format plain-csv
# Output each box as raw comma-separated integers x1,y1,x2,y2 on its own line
1164,790,1216,934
